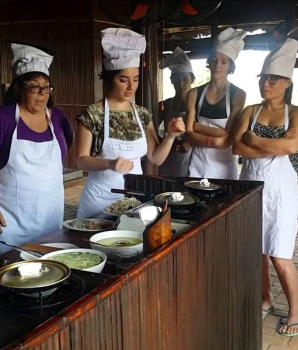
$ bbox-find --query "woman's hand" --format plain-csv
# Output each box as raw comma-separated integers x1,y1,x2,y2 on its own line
167,117,186,138
179,141,192,153
242,130,257,146
283,128,297,139
110,157,134,173
0,211,6,233
213,134,231,148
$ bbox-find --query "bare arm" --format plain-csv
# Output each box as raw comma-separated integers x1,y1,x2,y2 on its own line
0,211,6,233
146,118,185,165
193,122,227,137
249,108,298,155
232,106,273,158
226,88,246,135
76,123,133,172
185,88,211,147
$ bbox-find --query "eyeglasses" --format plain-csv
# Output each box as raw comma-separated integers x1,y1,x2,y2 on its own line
22,84,54,94
258,75,284,86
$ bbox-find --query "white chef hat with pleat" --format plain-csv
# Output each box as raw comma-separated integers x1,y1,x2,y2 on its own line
260,38,298,79
100,28,146,70
11,43,54,78
159,47,193,74
212,27,247,63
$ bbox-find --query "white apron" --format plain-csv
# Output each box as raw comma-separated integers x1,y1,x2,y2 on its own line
0,105,64,254
158,98,191,177
240,105,297,259
189,82,239,180
77,99,147,218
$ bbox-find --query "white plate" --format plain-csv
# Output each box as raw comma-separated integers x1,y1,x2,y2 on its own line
20,243,78,261
63,219,115,232
102,209,120,217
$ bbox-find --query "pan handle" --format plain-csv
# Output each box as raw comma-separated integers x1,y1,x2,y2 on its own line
110,189,147,197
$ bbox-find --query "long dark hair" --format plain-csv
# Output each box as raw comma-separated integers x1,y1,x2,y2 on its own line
170,72,195,84
5,71,54,108
99,69,121,96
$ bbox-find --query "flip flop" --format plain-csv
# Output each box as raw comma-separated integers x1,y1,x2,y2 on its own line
262,306,275,319
278,322,298,337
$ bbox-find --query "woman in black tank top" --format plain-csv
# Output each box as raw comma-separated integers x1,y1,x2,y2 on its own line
184,27,247,179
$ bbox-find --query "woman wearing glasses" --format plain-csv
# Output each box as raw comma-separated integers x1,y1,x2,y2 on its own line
0,43,73,253
233,38,298,337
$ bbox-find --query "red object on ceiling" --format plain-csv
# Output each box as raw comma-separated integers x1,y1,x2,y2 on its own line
181,0,197,15
130,0,197,21
131,3,150,20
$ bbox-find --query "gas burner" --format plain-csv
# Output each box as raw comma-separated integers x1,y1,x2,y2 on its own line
197,189,232,201
171,202,208,221
0,275,85,310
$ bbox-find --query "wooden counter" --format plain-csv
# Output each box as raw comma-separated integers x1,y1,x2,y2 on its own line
1,177,263,350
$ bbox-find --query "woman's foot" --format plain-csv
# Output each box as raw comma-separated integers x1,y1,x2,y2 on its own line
279,313,298,336
262,300,274,319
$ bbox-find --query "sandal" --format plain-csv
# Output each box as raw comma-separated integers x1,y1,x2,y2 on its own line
262,306,275,319
278,322,298,337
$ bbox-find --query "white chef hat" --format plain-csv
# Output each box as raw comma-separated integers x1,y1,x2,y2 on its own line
11,43,54,79
211,27,247,63
260,38,298,79
100,28,146,70
159,47,193,74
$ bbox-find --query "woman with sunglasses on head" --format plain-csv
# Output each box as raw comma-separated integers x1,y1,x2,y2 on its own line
186,28,247,180
233,38,298,337
0,43,74,253
157,47,195,177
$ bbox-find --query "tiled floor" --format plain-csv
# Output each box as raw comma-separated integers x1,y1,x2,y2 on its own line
64,178,298,350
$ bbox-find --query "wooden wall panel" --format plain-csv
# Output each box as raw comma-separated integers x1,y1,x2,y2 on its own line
0,0,155,169
0,21,94,168
0,0,93,22
19,187,262,350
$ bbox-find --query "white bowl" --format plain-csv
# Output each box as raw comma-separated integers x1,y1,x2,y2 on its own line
89,230,143,260
41,248,107,273
20,243,79,261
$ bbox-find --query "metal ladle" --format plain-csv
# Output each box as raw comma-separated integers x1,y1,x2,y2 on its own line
85,239,132,248
139,206,162,228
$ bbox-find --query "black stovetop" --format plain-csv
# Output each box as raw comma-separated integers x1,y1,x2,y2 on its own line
123,187,235,225
0,269,109,349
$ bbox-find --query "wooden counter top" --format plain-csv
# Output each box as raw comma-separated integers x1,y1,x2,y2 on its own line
0,177,264,350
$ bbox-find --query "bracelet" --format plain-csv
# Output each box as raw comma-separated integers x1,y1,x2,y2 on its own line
164,132,175,139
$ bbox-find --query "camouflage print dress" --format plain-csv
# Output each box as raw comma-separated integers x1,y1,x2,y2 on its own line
76,104,153,157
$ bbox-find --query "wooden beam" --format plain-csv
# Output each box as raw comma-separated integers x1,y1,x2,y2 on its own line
160,32,282,55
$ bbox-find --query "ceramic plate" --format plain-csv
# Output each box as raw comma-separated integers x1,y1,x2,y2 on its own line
102,209,120,217
20,243,78,261
63,219,115,232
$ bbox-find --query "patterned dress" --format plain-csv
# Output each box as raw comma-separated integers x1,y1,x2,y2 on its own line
76,104,152,156
252,119,298,173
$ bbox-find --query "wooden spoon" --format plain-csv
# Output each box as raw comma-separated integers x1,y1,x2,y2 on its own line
21,243,63,253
